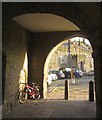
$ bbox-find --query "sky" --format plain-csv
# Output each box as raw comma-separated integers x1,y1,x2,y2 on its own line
71,37,91,45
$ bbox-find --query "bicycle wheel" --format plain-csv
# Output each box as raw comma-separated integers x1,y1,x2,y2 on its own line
35,90,40,99
19,91,28,104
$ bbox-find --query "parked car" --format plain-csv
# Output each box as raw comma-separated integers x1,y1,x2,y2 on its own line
65,68,83,78
48,70,58,80
47,70,60,85
47,74,52,85
62,68,71,79
48,70,64,79
78,70,83,77
59,70,65,79
86,70,94,76
65,68,71,71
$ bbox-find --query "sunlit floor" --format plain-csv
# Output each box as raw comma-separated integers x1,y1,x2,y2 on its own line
47,76,95,101
47,86,96,101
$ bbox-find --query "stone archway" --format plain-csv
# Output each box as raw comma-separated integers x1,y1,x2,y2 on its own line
43,35,94,100
2,2,101,117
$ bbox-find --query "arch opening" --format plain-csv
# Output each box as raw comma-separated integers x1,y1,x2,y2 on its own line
43,36,95,101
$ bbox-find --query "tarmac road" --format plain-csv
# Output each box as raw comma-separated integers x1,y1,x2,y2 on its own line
47,76,95,100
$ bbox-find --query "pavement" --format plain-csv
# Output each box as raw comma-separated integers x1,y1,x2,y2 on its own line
2,99,96,119
2,84,96,119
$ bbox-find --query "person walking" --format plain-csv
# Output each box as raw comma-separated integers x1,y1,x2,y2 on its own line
74,70,80,84
71,68,75,84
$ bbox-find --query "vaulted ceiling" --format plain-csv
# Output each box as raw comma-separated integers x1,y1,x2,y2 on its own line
2,2,100,47
13,13,80,32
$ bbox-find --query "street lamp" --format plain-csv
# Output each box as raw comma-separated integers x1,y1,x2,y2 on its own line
67,39,71,68
67,39,71,56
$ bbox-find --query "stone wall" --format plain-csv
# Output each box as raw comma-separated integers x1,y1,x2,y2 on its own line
2,6,30,115
93,48,102,118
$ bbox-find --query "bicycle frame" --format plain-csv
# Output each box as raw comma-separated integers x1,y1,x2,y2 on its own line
26,84,35,98
19,82,40,100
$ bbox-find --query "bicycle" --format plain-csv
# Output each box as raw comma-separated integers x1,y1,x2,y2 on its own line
18,82,40,104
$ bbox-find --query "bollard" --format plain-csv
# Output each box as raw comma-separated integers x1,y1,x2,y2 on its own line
65,80,69,100
89,80,94,101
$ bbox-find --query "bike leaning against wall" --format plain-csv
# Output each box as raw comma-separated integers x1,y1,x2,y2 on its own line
18,82,40,104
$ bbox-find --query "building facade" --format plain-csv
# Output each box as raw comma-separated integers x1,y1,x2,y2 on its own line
48,37,93,72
